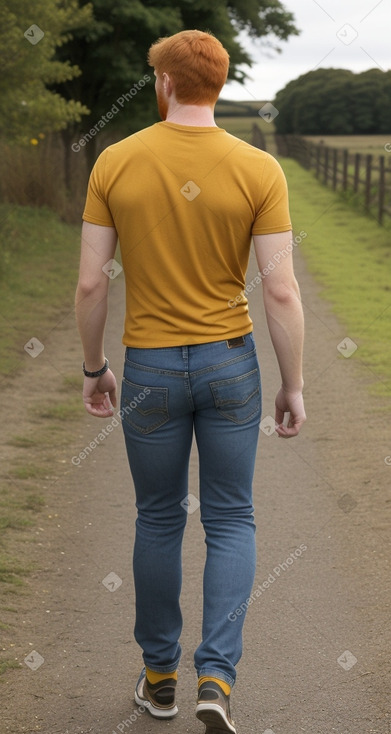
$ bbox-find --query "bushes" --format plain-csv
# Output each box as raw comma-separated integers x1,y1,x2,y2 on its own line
274,68,391,135
0,135,87,223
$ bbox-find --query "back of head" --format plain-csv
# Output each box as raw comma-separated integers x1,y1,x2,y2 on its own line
148,29,229,105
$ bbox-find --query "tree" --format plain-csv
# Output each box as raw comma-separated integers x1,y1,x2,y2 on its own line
349,69,389,134
274,67,391,135
376,70,391,133
0,0,93,142
52,0,299,171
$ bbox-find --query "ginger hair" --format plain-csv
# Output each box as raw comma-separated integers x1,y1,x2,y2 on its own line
148,30,229,105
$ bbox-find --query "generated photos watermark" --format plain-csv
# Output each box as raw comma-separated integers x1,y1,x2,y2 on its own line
228,544,307,621
228,231,307,309
24,337,44,358
71,387,150,466
24,650,44,671
72,75,151,152
111,703,151,733
102,572,123,592
24,24,45,45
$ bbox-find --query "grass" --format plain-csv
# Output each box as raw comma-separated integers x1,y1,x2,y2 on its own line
0,374,83,590
0,135,87,224
0,552,32,587
0,391,83,662
217,117,391,397
280,156,391,396
0,204,81,376
0,659,21,675
35,397,84,422
9,464,49,480
217,114,278,150
0,370,86,629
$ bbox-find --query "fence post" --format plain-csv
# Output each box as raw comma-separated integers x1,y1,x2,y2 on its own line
315,144,321,178
282,134,288,156
251,123,267,151
324,147,329,185
342,149,349,191
378,155,385,225
332,149,338,191
364,154,372,211
353,153,360,193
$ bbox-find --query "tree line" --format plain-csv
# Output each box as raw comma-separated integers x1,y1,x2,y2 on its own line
273,68,391,135
2,0,298,162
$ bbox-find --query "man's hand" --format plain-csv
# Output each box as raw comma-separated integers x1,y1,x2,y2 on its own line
275,386,306,438
82,369,117,417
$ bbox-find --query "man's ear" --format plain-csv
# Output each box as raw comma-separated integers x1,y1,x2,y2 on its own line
162,72,173,96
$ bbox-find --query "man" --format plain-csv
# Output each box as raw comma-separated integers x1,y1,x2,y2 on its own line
75,29,306,734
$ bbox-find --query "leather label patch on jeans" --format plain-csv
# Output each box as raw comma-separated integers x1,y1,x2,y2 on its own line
226,336,245,349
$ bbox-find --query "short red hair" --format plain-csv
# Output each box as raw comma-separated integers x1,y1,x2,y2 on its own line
148,30,229,105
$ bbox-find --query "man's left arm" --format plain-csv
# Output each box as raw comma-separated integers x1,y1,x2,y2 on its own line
75,221,118,417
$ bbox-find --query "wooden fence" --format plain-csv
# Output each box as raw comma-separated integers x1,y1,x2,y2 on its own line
251,123,267,152
273,134,391,225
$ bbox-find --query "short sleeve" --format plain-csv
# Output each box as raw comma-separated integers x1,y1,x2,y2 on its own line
251,154,291,235
82,149,115,227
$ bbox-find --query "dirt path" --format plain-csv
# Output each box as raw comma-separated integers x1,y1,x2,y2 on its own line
2,245,390,734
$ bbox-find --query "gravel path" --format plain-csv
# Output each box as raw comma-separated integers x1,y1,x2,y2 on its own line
2,245,390,734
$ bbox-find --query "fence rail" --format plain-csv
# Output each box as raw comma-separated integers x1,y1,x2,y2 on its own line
273,134,391,225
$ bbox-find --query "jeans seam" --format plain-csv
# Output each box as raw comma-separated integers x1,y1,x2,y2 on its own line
125,349,257,378
124,360,186,377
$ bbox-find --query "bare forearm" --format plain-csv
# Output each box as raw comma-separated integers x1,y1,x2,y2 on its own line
75,286,108,371
263,285,304,392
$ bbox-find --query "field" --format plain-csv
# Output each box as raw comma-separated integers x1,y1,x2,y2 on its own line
215,117,391,160
215,115,277,149
215,115,259,143
303,134,391,155
216,100,391,157
0,204,81,375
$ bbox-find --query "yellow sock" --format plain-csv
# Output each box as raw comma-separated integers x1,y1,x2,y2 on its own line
198,675,231,696
146,666,178,684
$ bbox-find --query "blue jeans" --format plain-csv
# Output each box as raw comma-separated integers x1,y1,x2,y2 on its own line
120,332,261,687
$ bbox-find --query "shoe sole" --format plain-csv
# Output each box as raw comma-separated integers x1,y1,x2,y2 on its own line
134,685,178,719
196,703,237,733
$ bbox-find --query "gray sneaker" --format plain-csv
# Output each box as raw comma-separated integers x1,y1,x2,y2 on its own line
134,667,178,718
196,680,237,733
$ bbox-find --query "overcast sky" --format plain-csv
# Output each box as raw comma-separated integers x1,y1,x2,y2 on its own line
221,0,390,102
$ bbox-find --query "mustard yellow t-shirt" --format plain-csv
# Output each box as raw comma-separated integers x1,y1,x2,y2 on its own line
82,121,291,347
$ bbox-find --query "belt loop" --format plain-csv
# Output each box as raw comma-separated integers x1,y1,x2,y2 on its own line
182,345,189,370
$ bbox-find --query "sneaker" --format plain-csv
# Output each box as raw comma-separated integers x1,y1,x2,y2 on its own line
196,680,237,733
134,667,178,719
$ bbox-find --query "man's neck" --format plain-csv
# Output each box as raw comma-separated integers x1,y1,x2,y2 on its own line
165,103,217,127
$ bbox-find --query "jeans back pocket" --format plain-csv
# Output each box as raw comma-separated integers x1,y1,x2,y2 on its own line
209,369,261,424
121,378,169,434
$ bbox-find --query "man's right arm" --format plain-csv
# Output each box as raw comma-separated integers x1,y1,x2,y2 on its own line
253,231,306,438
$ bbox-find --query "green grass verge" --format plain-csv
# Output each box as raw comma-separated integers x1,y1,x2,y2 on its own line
0,203,86,646
219,116,391,397
0,380,85,652
280,157,391,397
0,659,21,676
218,117,391,397
0,204,81,376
